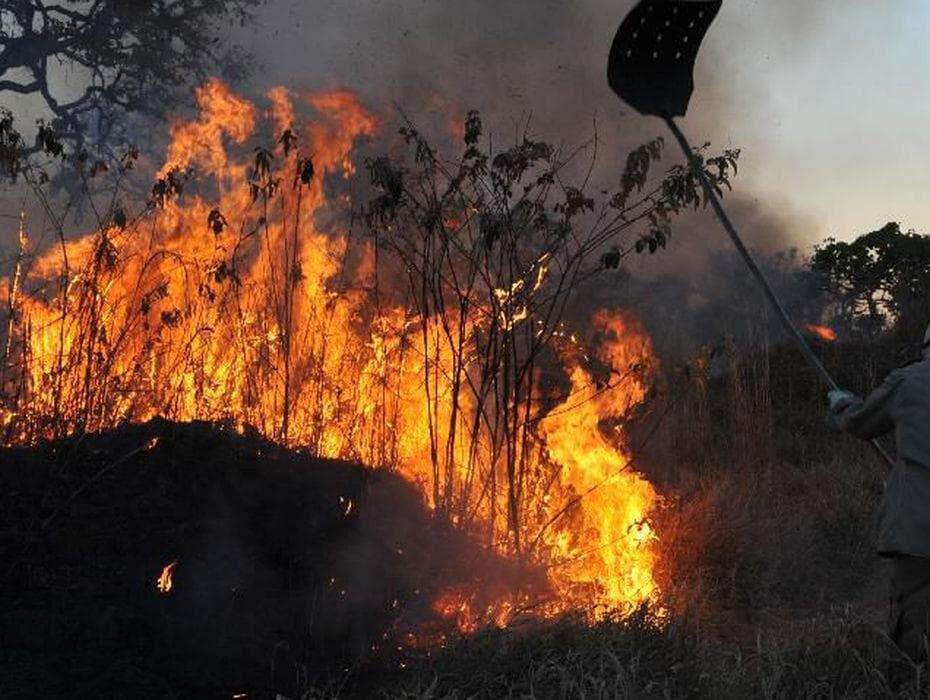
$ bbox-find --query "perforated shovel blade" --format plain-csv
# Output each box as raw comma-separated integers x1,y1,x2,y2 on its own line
608,0,722,117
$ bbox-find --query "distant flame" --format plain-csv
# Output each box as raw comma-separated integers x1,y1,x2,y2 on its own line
806,324,836,342
156,561,177,594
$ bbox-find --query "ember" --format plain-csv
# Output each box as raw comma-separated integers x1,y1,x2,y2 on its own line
806,324,837,342
156,561,177,594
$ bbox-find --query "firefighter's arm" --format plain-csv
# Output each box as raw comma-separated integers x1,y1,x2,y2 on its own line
830,372,902,439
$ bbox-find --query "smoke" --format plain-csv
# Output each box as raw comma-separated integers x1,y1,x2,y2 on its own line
0,1,856,355
241,0,618,131
236,0,848,167
228,1,846,358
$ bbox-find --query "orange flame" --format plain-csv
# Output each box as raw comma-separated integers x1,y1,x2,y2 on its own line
157,561,177,594
806,324,837,342
539,311,660,616
3,80,663,629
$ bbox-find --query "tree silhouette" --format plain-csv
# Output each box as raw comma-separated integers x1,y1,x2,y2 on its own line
0,0,260,150
812,222,930,341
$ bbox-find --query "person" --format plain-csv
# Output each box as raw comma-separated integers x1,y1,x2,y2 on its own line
829,322,930,663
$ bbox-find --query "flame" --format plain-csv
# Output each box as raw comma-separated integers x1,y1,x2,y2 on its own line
432,589,514,634
339,495,353,516
157,561,177,594
2,81,662,629
806,324,837,342
539,311,660,616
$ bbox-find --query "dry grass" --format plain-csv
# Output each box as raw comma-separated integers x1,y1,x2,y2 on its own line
309,609,927,699
306,339,920,699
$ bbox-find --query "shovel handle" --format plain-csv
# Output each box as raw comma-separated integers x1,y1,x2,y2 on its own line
663,116,895,469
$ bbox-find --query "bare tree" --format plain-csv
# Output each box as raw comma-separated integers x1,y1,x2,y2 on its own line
0,0,260,150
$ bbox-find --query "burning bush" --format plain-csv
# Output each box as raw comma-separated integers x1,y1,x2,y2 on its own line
0,80,740,627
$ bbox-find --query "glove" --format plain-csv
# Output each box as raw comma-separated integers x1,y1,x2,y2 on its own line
828,389,857,412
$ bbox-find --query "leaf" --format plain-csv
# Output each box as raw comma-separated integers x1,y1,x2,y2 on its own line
615,137,665,208
556,187,595,221
160,309,182,328
464,110,482,146
252,146,274,181
207,208,228,235
35,121,64,158
278,127,297,156
295,157,315,187
602,247,621,269
0,109,23,179
151,167,187,208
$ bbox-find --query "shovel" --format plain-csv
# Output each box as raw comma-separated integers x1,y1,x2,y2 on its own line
607,0,894,468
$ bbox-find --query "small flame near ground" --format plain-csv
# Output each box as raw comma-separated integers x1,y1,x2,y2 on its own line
806,324,837,342
156,561,177,594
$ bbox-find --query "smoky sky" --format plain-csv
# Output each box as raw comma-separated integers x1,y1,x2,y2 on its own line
249,0,856,260
4,0,920,356
229,0,861,357
4,0,925,246
231,0,848,253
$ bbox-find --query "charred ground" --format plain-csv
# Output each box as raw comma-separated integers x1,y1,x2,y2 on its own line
0,418,544,698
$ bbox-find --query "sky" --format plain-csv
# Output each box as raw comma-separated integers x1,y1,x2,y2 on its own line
698,0,930,241
4,1,928,255
234,0,930,249
2,1,926,359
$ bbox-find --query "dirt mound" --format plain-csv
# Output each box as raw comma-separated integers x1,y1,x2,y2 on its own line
0,419,540,698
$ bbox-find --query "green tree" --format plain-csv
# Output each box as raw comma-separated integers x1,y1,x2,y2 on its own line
812,222,930,341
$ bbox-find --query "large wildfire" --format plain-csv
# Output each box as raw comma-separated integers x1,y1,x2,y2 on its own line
0,81,662,628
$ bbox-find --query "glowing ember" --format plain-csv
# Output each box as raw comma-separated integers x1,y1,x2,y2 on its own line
339,496,353,516
806,324,837,342
156,561,177,594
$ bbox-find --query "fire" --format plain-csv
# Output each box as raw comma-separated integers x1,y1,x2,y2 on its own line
539,311,659,616
2,80,662,629
157,561,177,594
432,589,514,634
806,324,837,342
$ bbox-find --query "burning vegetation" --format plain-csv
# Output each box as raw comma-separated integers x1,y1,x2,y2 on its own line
0,80,740,632
4,1,930,697
3,71,926,700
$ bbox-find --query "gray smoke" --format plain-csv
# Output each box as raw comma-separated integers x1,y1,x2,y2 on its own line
2,1,862,356
232,1,838,249
229,1,861,358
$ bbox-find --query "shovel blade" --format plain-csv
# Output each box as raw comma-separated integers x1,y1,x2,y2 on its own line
608,0,722,117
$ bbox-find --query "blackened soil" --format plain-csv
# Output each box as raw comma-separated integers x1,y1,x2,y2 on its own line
0,419,532,699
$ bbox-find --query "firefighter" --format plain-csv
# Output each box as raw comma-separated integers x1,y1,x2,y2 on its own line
829,323,930,662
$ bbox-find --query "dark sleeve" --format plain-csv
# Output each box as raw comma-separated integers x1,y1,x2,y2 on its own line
834,371,903,439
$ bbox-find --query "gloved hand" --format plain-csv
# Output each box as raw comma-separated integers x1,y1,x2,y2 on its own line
828,389,857,412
